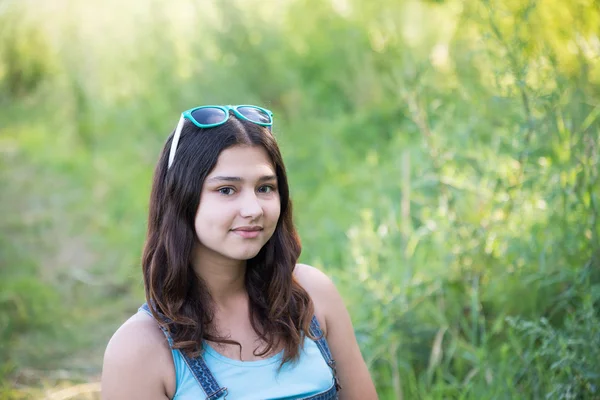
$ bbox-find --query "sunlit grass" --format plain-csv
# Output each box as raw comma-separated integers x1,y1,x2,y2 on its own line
1,0,599,398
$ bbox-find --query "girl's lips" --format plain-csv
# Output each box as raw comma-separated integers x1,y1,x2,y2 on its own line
231,227,263,239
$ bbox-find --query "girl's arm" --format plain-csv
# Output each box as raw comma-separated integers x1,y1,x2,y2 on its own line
101,315,175,400
295,264,378,399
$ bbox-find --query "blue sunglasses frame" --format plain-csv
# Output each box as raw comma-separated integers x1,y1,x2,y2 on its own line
167,105,274,168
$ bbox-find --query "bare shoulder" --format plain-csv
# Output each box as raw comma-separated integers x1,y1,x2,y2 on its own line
294,263,378,399
294,263,336,294
105,312,168,357
293,263,340,334
101,311,175,400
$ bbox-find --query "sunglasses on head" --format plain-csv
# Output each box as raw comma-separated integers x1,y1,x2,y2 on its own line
167,105,274,168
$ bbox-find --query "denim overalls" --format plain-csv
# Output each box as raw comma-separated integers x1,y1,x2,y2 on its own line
141,303,340,399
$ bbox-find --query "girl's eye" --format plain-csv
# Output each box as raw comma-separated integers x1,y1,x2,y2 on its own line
218,187,235,196
258,185,276,194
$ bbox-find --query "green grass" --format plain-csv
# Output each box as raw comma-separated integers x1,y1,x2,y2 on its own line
1,0,599,398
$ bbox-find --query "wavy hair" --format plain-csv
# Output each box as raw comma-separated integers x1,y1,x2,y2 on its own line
142,115,314,364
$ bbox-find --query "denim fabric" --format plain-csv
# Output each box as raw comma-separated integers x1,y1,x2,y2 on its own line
140,303,339,399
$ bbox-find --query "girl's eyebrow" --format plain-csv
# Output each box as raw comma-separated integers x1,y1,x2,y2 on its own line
206,175,277,183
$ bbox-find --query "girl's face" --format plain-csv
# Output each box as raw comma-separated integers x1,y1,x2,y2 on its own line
194,145,281,263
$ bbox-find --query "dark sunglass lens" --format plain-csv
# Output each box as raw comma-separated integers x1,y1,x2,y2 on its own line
237,106,272,124
190,107,228,125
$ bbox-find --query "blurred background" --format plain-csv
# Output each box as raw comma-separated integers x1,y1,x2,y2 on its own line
1,0,599,398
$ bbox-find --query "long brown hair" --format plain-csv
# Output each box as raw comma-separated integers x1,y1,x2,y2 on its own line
142,115,314,364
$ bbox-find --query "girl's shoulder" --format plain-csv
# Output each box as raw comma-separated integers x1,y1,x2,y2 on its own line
101,310,176,399
294,265,379,398
293,263,339,336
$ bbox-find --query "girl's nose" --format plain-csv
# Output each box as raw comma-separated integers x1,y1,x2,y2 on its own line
239,192,263,219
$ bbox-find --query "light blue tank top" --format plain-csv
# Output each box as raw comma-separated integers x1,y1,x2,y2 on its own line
138,306,336,399
171,339,334,399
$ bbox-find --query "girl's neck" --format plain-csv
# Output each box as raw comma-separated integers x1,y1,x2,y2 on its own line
192,246,247,306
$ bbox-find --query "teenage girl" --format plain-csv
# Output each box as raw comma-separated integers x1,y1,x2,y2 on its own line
101,105,377,399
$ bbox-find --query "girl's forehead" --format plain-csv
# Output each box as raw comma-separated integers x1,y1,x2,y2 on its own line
208,145,275,177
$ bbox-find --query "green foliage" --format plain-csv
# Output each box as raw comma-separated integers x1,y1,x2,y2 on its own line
0,0,599,398
0,163,63,384
505,259,600,399
0,2,55,97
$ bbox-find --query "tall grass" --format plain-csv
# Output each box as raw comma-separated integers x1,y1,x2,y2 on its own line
1,0,599,398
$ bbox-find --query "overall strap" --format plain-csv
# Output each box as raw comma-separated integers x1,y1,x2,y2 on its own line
308,315,342,391
140,303,228,400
